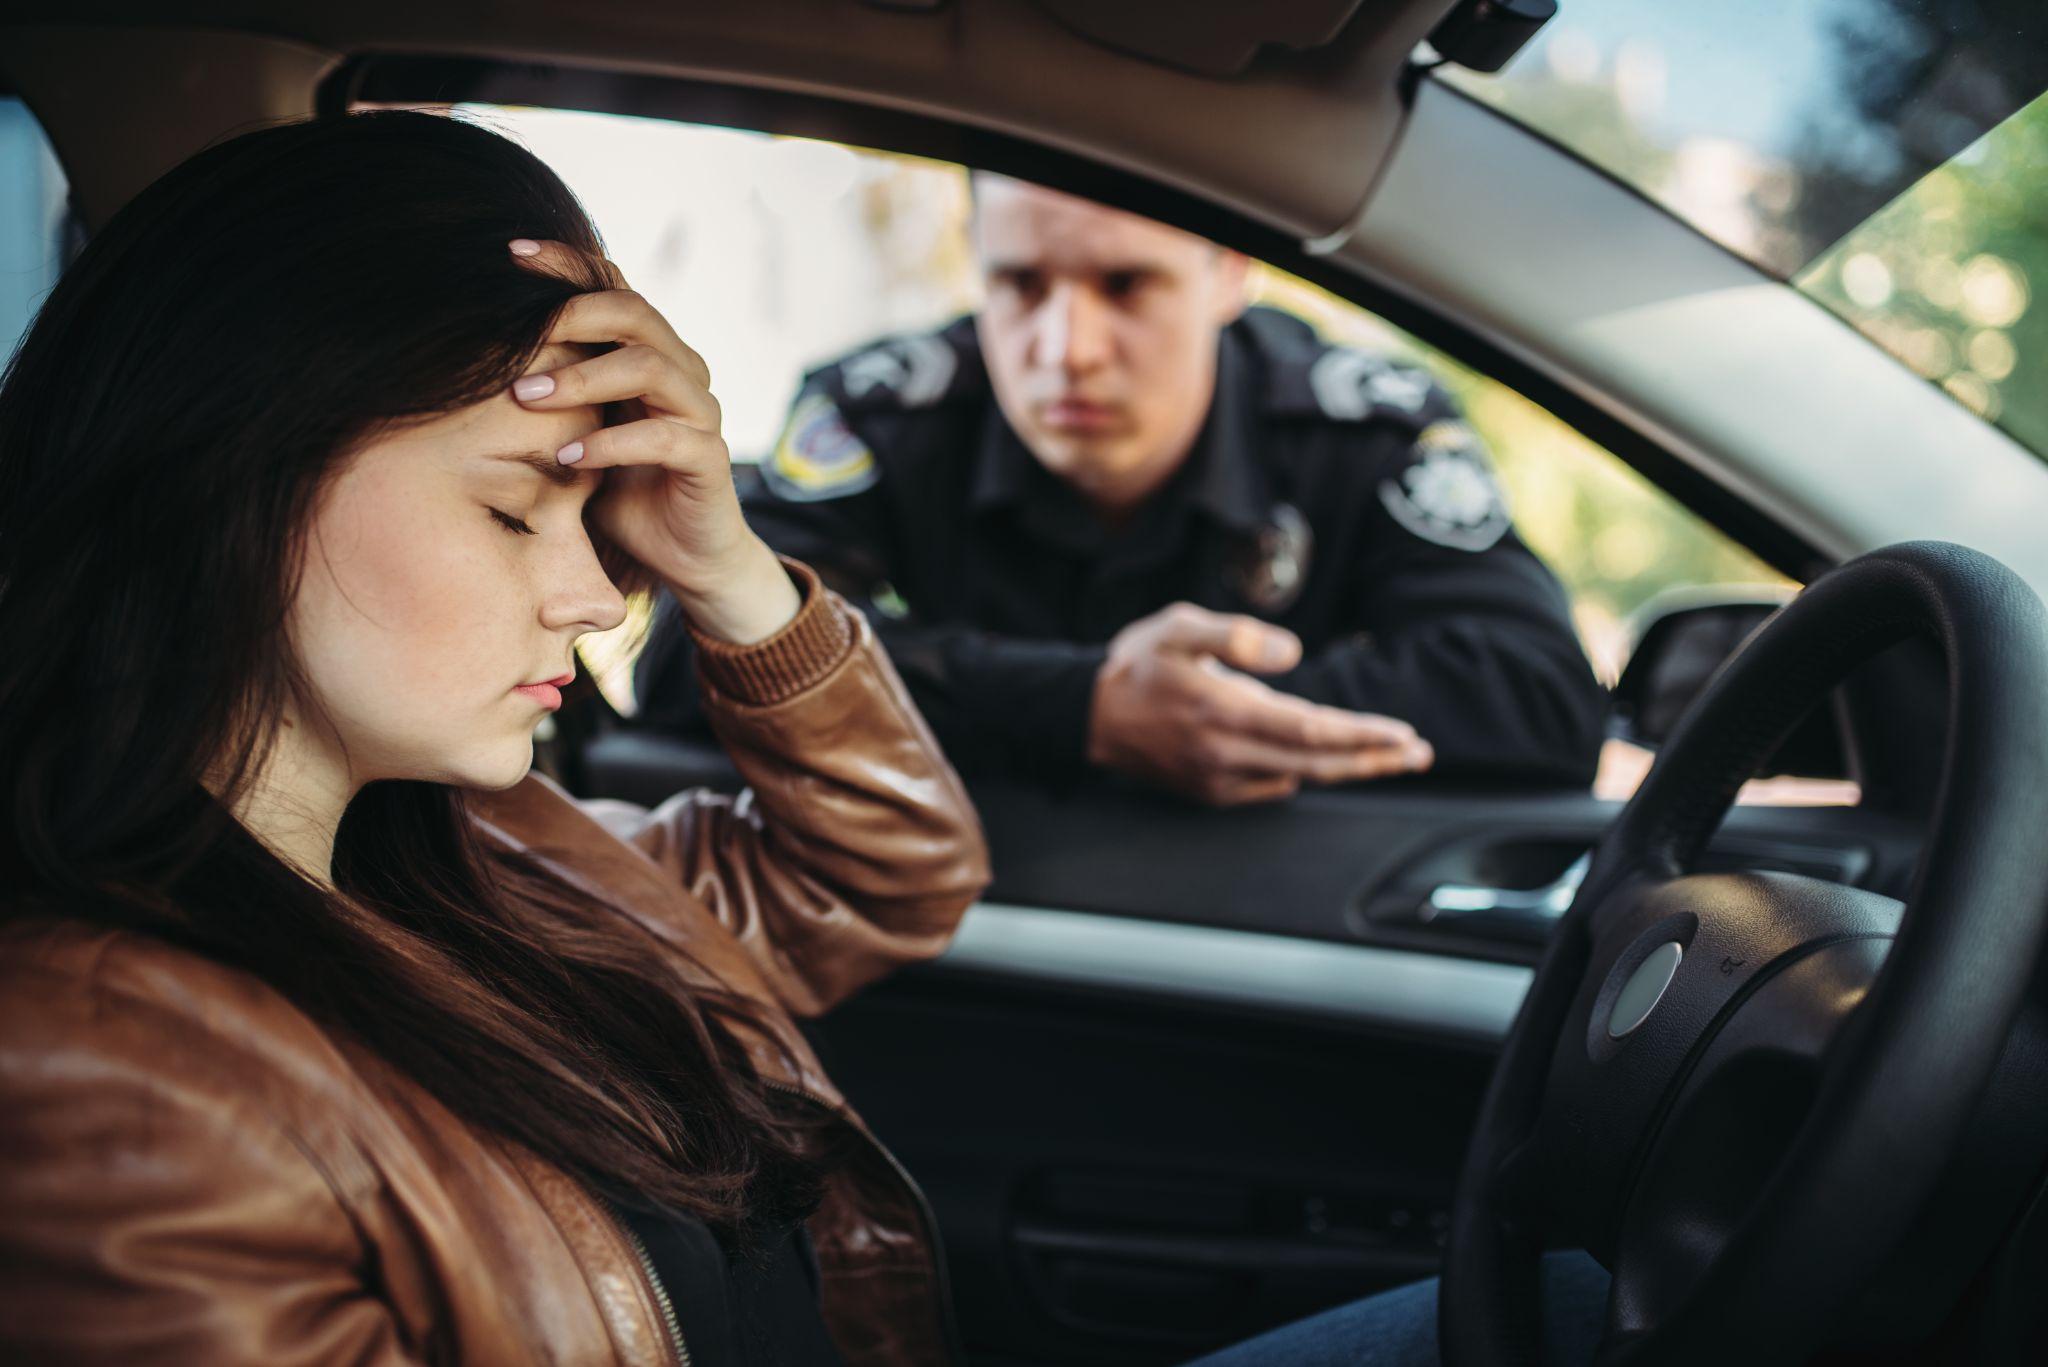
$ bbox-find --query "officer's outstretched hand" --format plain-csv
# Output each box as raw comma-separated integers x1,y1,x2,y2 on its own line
1087,603,1433,807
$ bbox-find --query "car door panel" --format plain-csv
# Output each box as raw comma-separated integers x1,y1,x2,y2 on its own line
801,968,1492,1365
577,727,1924,1363
579,731,1924,961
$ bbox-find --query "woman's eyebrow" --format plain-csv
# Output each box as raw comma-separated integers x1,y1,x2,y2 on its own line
478,448,585,489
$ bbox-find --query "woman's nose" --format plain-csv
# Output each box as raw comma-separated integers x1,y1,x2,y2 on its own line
540,541,628,636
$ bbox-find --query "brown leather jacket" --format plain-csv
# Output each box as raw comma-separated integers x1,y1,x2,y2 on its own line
0,560,992,1366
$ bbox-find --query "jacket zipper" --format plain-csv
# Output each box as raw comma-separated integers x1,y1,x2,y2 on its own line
595,1193,692,1367
765,1080,962,1365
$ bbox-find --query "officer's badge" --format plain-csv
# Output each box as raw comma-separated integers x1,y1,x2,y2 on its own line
840,333,958,409
1228,502,1315,614
761,392,879,503
1378,421,1510,552
1308,347,1435,420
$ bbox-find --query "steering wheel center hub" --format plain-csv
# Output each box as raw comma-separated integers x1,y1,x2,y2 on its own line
1607,940,1683,1038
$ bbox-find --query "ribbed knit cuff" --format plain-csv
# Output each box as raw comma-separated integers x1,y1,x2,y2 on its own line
686,556,855,706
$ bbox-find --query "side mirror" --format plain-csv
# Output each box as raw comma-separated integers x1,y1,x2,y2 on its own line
1613,588,1849,779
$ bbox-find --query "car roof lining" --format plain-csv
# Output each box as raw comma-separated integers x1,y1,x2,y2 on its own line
1027,0,1374,79
1,0,1458,239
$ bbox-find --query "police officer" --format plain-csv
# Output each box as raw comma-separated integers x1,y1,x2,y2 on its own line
635,174,1606,805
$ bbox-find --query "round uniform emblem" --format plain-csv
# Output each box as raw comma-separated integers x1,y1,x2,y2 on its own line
762,392,879,503
1377,421,1510,552
1228,502,1314,613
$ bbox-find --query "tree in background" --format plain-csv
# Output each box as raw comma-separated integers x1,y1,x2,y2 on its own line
1795,0,2048,454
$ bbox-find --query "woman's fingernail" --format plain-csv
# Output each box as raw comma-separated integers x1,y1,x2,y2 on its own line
509,238,541,256
513,374,555,401
556,441,584,465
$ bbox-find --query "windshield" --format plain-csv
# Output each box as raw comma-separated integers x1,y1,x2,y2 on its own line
1439,0,2048,457
1797,89,2048,454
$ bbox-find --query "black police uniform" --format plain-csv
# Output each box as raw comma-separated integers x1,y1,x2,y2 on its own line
635,306,1608,787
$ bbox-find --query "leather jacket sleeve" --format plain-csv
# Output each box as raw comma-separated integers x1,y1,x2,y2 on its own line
0,935,423,1365
582,556,991,1017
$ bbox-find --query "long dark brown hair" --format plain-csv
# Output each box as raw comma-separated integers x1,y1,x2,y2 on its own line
0,108,824,1243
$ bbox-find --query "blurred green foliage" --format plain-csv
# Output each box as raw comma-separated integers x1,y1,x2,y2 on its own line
1798,88,2048,456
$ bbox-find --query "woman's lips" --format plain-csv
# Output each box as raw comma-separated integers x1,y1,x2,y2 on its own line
514,682,563,711
514,672,574,712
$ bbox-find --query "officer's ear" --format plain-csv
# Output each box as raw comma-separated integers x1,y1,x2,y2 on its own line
1208,248,1253,325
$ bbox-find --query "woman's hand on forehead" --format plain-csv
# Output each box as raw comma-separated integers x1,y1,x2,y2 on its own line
502,238,799,645
508,238,712,414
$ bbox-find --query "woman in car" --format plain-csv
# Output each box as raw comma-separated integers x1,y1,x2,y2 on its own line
0,108,991,1364
0,107,1603,1367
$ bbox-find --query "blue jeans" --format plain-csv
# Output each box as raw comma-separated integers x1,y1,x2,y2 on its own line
1181,1251,1610,1367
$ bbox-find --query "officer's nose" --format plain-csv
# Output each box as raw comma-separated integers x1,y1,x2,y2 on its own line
1035,281,1113,378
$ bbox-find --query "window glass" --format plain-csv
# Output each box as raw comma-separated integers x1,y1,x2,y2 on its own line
441,105,978,463
1435,0,2048,280
388,103,1818,800
1796,88,2048,456
1436,1,2048,467
0,96,69,371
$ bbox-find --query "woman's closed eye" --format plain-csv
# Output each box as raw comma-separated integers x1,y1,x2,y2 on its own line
489,508,540,536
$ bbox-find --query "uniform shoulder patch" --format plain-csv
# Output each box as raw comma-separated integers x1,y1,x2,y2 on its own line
1306,346,1440,422
837,331,961,410
761,391,880,503
1377,420,1510,552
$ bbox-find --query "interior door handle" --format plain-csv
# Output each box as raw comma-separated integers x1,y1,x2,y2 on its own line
1418,850,1591,936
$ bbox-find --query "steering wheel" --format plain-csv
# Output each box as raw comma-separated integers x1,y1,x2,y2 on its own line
1440,541,2048,1367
